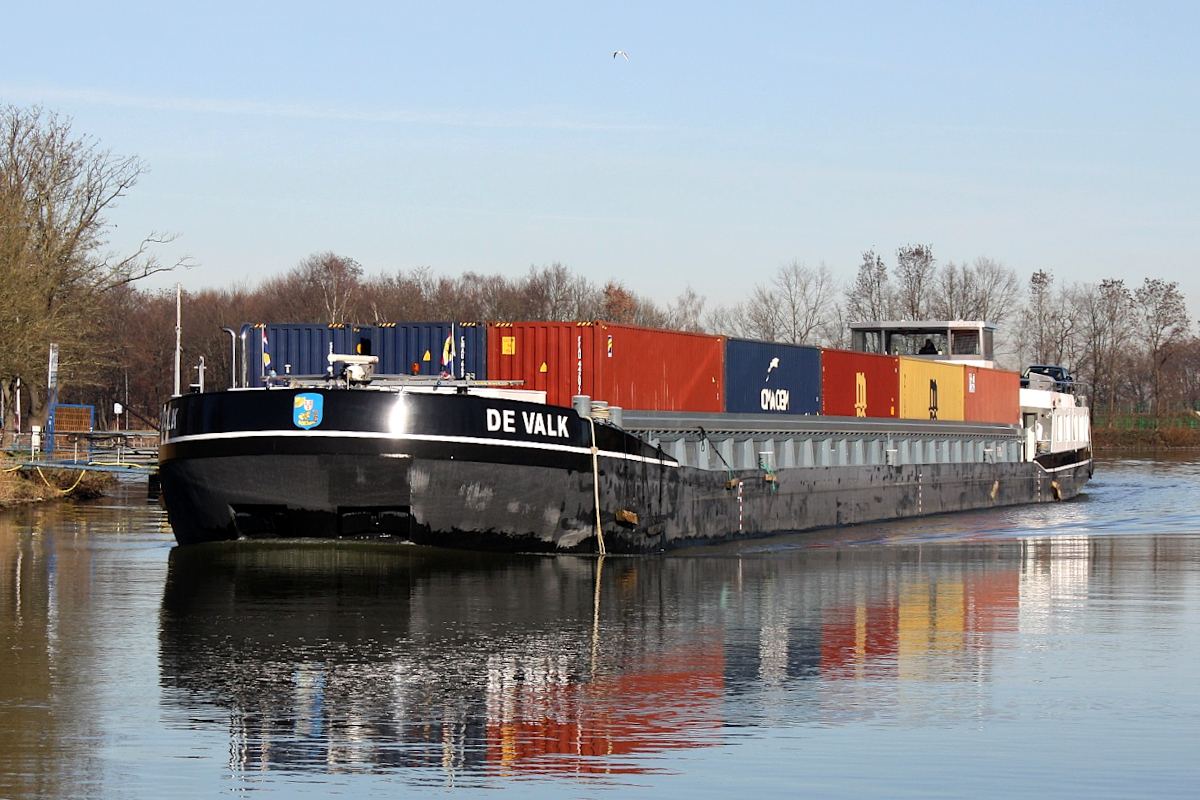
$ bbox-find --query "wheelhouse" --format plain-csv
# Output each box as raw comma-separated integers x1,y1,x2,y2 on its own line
849,320,996,369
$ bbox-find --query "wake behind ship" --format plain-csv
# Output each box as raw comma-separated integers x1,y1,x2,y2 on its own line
158,319,1093,553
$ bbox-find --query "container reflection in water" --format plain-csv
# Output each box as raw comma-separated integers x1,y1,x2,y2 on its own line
159,545,727,777
155,532,1147,780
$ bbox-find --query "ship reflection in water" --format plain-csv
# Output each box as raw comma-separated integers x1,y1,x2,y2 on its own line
158,532,1121,780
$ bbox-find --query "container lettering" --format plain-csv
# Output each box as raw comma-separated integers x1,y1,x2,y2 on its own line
761,389,791,411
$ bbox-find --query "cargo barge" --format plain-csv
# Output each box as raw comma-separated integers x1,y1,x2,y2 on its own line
159,320,1092,553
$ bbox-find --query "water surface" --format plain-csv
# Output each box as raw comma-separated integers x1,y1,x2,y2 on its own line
2,455,1198,798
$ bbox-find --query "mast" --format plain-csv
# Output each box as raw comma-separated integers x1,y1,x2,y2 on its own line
173,284,182,396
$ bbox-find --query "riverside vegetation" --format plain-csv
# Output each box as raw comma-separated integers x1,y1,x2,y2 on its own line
0,465,114,508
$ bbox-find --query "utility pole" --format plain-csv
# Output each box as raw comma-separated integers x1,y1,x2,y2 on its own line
173,284,182,396
221,327,238,388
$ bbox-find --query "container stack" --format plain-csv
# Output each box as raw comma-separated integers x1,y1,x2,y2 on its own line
242,319,1024,424
486,321,725,412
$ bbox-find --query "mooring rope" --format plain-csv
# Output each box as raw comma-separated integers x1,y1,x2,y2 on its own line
587,416,607,556
697,426,738,485
35,466,89,493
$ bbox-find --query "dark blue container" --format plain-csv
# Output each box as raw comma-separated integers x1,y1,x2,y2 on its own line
723,338,822,415
250,324,374,386
375,322,487,379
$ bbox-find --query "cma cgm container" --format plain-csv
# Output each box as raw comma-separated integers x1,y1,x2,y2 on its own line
252,323,374,387
963,366,1020,424
724,339,820,415
487,321,725,411
375,322,487,379
820,349,899,418
898,357,964,421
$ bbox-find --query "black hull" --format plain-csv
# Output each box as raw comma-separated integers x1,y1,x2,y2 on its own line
159,388,1093,553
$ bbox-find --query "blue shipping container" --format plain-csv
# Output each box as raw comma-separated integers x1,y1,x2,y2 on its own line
375,322,487,379
724,338,822,415
251,324,374,386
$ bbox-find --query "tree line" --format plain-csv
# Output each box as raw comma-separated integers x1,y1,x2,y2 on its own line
1,105,1197,438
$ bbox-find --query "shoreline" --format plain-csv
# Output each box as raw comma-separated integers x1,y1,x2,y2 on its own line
0,464,117,509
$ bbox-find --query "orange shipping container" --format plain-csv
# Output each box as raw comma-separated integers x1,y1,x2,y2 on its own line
898,357,965,421
487,321,725,411
963,366,1020,424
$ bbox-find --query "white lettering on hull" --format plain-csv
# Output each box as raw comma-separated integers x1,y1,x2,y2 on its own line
488,408,571,438
486,408,517,433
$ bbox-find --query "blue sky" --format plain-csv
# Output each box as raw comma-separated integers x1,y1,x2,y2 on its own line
3,1,1198,317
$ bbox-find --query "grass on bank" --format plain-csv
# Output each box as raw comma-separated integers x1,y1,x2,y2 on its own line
0,465,116,507
1092,411,1200,449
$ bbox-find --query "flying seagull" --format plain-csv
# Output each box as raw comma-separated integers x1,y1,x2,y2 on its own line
613,50,629,61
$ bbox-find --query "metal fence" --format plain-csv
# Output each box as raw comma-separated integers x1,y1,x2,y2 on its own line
3,429,158,465
1092,411,1200,430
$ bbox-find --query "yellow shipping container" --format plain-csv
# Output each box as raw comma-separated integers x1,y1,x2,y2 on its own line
899,357,965,421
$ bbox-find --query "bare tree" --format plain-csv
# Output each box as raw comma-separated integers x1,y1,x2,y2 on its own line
1075,279,1133,412
307,252,363,323
893,243,936,320
740,284,785,341
968,257,1021,326
1133,277,1190,418
772,260,838,344
522,262,598,321
1021,270,1078,366
257,251,364,323
1168,335,1200,414
663,286,706,332
930,257,1020,324
709,261,837,344
844,249,892,322
930,260,974,320
817,300,852,349
703,301,749,338
0,105,187,435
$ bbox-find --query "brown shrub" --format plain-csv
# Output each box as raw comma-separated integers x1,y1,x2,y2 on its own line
1159,426,1199,448
0,467,116,506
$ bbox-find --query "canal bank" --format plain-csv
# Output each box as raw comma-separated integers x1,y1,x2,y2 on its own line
0,463,115,507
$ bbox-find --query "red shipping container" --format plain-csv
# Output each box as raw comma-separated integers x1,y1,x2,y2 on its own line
593,321,724,412
963,366,1020,424
820,349,899,418
487,321,725,411
487,322,591,404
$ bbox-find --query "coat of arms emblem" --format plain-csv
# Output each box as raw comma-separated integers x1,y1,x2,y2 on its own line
293,393,323,429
